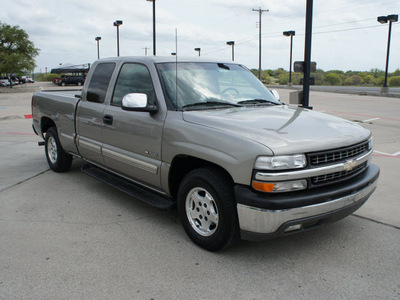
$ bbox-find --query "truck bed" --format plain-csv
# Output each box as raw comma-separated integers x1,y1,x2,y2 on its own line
32,89,81,154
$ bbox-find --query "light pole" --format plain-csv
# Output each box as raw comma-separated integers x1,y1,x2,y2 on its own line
377,14,398,93
113,20,123,57
142,47,150,55
252,7,269,80
95,37,101,59
194,48,201,57
302,0,313,109
226,41,235,61
146,0,156,56
283,31,295,86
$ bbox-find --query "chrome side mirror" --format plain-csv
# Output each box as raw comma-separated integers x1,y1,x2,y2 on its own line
121,93,157,112
270,89,280,101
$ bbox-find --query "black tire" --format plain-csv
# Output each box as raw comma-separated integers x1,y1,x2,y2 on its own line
177,167,240,251
45,127,73,172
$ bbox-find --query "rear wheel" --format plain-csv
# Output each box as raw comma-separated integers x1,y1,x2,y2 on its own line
177,167,239,251
45,127,72,172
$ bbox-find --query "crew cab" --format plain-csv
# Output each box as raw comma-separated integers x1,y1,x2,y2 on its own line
32,57,379,251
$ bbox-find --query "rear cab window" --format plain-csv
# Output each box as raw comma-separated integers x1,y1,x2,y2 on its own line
86,63,116,103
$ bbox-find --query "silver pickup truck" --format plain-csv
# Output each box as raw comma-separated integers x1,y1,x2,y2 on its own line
32,57,379,251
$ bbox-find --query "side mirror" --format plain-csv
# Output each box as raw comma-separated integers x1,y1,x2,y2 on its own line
121,93,158,113
270,89,280,101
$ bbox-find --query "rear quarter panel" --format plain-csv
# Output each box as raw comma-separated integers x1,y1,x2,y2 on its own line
32,90,80,154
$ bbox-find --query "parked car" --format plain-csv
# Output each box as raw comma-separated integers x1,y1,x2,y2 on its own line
21,76,34,83
58,76,85,86
53,75,67,85
10,76,20,85
32,56,379,251
0,77,10,87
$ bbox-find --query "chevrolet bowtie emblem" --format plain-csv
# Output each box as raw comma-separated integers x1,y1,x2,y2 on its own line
344,159,357,171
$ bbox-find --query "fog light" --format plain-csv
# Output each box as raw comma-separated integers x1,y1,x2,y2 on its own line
252,179,307,193
285,224,302,232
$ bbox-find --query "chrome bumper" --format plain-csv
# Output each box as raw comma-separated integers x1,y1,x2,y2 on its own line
237,177,378,236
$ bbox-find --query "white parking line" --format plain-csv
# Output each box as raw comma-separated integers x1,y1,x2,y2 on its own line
362,117,381,123
374,150,400,157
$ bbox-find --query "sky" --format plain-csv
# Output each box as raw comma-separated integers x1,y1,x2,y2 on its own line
1,0,399,73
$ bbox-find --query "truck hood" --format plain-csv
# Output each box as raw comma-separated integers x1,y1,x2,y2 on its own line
182,105,370,155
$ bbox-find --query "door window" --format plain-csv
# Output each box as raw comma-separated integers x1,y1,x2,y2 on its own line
111,63,156,106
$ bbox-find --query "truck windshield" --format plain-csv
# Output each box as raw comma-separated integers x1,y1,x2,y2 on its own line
156,62,280,110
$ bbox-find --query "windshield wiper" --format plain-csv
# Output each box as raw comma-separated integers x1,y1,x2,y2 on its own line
182,101,242,110
238,99,280,105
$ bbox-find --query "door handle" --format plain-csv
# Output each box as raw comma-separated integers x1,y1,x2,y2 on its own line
103,115,113,125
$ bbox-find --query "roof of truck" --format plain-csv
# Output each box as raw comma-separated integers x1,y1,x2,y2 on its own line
95,56,238,65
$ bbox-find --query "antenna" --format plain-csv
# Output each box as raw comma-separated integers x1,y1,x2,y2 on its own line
175,28,178,110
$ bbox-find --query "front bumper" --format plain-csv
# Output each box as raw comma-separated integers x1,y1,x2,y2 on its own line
235,164,379,241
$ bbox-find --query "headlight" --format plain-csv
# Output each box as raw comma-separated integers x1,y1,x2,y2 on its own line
255,154,306,170
367,137,373,150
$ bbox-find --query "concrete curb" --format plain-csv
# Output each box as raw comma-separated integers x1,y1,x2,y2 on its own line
267,85,400,98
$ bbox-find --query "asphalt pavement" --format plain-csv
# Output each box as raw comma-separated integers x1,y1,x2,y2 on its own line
0,83,399,299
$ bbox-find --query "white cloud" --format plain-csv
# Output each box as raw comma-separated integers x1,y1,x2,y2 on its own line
1,0,399,72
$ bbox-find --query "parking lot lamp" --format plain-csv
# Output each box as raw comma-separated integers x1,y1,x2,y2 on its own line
113,20,123,57
283,31,295,86
377,14,398,93
95,37,101,59
194,48,201,57
146,0,156,55
226,41,235,61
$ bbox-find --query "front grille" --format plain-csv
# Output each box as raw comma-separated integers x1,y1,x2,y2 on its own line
307,140,370,188
309,141,369,166
311,162,367,186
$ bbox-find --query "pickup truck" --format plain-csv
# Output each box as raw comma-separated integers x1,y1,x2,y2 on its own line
32,57,380,251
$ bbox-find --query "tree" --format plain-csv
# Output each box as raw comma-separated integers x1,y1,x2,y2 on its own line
370,68,385,78
391,69,400,76
389,76,400,87
261,70,272,84
344,75,364,86
364,75,375,85
0,22,39,76
325,73,342,85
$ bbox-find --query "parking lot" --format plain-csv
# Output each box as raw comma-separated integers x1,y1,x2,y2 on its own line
0,83,399,299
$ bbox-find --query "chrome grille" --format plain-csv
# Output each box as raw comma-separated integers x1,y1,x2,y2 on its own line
311,162,367,185
307,140,370,188
309,141,369,166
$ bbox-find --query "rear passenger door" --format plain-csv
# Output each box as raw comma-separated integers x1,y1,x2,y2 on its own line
76,62,116,165
102,63,166,190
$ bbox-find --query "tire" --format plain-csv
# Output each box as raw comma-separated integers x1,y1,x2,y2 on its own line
62,82,66,86
177,167,240,251
77,81,82,86
45,127,73,172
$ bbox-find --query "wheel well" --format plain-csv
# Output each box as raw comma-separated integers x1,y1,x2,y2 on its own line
41,117,56,135
168,155,234,200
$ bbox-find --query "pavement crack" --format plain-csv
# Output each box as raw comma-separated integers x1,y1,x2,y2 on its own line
0,168,50,192
353,213,400,230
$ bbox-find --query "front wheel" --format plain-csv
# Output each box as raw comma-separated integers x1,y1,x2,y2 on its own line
177,167,239,251
45,127,73,172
